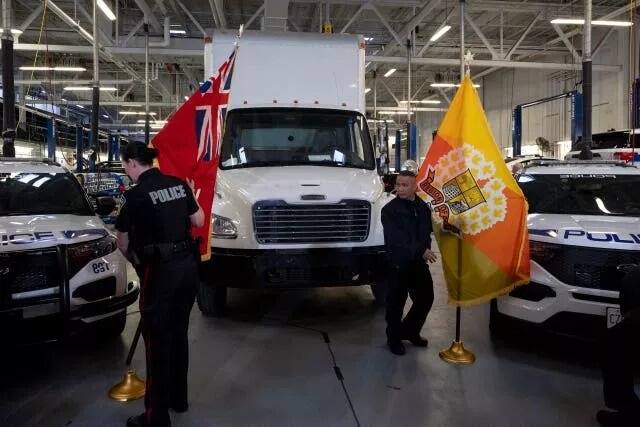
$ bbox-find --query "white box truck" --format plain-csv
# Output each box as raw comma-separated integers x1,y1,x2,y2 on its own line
199,31,390,314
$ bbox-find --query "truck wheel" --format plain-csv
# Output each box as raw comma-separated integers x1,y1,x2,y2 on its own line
96,310,127,337
489,299,511,337
197,281,227,317
370,282,387,306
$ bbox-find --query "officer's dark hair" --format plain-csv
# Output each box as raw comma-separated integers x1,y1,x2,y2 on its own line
398,170,417,178
121,143,158,166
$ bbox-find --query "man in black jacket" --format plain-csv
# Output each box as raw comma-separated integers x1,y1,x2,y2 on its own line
381,170,437,356
597,265,640,427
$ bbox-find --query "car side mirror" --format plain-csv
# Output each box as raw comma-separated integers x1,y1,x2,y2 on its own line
95,196,117,216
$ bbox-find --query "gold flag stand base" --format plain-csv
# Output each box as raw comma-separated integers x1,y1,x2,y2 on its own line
439,340,476,365
108,369,146,401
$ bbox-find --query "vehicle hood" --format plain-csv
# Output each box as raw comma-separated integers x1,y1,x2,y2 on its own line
215,166,384,205
528,213,640,250
0,214,108,252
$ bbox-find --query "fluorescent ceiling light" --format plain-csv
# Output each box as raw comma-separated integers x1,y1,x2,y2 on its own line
137,119,167,124
384,68,396,78
54,66,87,72
20,66,87,72
97,0,117,21
102,114,110,119
551,18,633,27
365,88,371,94
170,29,187,35
76,105,84,109
64,86,117,91
184,96,189,101
430,25,451,42
379,111,414,115
400,100,441,104
19,66,50,71
0,28,24,35
430,83,455,88
120,111,157,116
364,37,373,41
456,83,481,88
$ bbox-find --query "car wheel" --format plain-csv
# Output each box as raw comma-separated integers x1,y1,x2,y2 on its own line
370,282,387,306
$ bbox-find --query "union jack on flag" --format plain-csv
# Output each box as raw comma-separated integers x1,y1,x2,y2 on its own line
152,47,237,261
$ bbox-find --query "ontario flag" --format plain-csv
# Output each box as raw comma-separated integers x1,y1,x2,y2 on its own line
151,49,236,261
417,76,530,306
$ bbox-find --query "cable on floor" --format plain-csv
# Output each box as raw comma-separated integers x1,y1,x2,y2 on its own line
263,316,361,427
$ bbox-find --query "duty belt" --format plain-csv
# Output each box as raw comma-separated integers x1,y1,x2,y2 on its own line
139,240,193,259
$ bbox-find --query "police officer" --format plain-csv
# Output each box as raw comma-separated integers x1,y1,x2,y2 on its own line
381,169,437,356
115,143,204,427
597,265,640,427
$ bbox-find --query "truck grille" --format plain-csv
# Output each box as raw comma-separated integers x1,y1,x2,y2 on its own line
531,241,640,291
0,248,62,308
253,200,371,244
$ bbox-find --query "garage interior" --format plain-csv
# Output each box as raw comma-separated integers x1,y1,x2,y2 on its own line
1,1,639,426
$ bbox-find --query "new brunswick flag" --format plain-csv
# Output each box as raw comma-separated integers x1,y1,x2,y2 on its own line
417,76,530,306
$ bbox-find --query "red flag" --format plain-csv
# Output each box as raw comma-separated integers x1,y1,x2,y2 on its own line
151,49,236,261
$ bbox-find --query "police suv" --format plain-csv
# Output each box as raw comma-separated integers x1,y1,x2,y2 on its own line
492,160,640,337
0,158,139,343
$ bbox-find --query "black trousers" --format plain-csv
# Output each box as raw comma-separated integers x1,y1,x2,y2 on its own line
139,253,198,426
385,260,434,342
602,315,640,413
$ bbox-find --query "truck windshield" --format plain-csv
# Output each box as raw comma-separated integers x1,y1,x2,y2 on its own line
0,172,93,216
220,109,375,170
518,173,640,216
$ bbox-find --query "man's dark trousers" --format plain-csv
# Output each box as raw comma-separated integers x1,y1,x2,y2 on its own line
386,259,434,342
140,253,198,426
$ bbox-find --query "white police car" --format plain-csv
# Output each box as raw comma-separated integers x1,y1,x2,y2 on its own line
0,158,139,343
491,160,640,337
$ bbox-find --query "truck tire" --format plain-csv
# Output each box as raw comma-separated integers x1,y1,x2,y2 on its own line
370,282,388,306
197,281,227,317
96,310,127,337
489,299,511,337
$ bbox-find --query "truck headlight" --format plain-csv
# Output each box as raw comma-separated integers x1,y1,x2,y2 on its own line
212,214,237,239
67,235,118,277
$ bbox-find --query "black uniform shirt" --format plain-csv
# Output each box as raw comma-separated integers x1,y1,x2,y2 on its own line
381,195,433,271
115,168,198,248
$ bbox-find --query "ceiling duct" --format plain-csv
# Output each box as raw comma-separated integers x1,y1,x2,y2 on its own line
262,0,290,32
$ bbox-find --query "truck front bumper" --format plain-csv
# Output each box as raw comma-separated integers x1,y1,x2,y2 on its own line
202,246,386,288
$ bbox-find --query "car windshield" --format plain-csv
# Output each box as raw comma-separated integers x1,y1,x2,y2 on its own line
220,108,375,170
518,173,640,216
0,172,93,216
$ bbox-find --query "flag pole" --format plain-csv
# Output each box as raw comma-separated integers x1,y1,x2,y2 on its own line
439,0,476,365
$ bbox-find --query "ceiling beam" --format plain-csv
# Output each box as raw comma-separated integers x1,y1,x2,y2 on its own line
368,3,403,45
551,24,581,63
340,3,366,33
367,56,621,72
505,12,541,60
465,12,498,59
133,0,162,32
176,0,207,36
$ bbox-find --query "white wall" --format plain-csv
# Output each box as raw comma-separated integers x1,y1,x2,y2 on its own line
412,29,630,160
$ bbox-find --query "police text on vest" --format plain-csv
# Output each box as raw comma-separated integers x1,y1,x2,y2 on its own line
149,185,187,205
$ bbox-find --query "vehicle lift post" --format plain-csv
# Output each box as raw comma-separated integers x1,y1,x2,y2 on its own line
511,91,583,156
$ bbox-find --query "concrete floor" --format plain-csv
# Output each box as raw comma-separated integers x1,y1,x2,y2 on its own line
1,256,635,427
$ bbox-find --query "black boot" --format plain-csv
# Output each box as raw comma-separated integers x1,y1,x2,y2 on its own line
403,335,429,347
387,340,406,356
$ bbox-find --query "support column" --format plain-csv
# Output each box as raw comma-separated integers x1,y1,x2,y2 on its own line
2,0,16,157
76,125,83,172
144,20,150,144
90,0,100,171
46,118,56,161
580,0,593,159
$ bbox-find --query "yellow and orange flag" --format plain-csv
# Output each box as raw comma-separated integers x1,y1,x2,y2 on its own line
417,76,530,306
